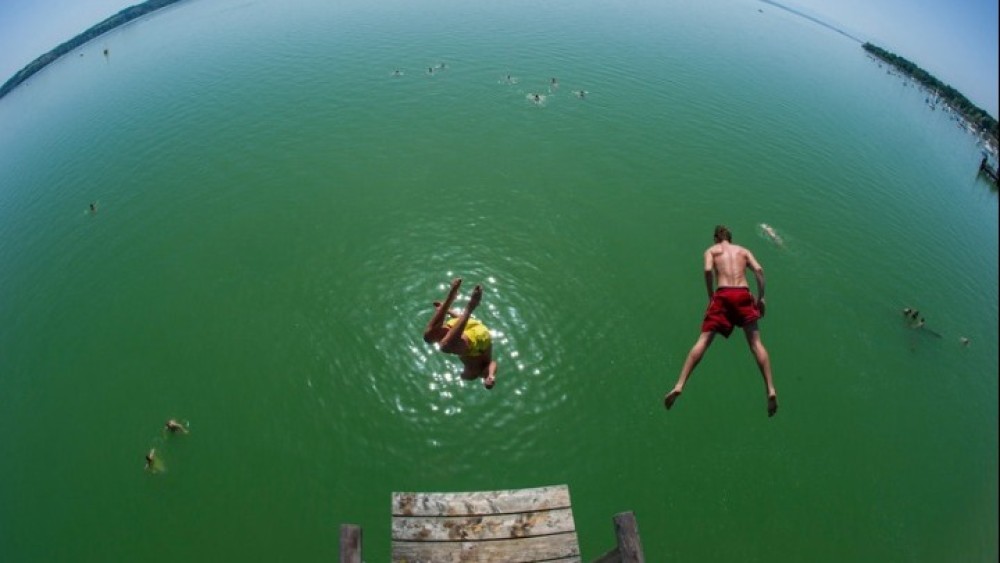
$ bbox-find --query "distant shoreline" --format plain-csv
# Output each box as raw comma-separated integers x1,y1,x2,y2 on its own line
0,0,187,102
863,43,999,151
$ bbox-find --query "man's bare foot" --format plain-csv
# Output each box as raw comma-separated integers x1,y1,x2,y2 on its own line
468,285,483,309
664,388,682,410
767,394,778,417
444,278,462,303
483,373,496,389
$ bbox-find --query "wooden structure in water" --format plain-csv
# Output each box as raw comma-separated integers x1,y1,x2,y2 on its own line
339,484,644,562
979,157,999,184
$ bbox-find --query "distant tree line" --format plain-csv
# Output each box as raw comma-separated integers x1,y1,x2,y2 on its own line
0,0,186,101
863,43,998,144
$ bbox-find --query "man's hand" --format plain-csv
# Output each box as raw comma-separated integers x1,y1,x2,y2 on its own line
757,297,767,317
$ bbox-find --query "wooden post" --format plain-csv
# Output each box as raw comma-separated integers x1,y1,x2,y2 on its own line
339,524,362,563
592,511,645,563
612,511,645,563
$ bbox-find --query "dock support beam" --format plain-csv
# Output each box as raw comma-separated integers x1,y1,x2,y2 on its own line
593,511,645,563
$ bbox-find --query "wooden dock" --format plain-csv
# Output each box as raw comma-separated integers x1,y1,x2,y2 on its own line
979,157,998,184
340,484,644,562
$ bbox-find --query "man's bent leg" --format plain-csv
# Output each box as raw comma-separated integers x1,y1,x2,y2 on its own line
743,322,778,417
424,278,462,344
665,331,716,410
441,285,482,354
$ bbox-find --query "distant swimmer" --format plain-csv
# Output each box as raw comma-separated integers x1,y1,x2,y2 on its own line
145,449,157,472
902,307,925,327
427,67,434,74
391,68,403,77
902,307,941,338
665,225,778,417
550,77,559,90
959,337,970,346
88,202,98,214
572,90,587,99
436,62,447,70
529,93,545,104
760,223,783,246
165,419,188,434
423,278,498,389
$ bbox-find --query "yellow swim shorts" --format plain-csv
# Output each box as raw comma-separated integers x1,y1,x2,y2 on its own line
445,318,492,357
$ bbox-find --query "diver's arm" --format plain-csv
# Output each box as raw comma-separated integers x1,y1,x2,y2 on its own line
746,250,766,315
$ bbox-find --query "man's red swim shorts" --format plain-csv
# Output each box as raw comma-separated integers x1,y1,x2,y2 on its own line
700,287,761,338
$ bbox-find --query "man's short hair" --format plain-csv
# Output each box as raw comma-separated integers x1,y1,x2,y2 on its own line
714,225,732,243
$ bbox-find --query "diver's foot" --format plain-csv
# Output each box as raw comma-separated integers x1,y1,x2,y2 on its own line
483,373,496,390
767,394,778,417
441,278,462,309
468,285,483,310
664,388,682,410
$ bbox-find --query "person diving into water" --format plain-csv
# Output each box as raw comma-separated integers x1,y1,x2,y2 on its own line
665,225,779,417
423,278,498,389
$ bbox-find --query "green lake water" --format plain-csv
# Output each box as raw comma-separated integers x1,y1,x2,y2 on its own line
0,0,996,560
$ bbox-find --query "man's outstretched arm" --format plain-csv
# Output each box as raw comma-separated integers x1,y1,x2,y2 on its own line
746,250,766,315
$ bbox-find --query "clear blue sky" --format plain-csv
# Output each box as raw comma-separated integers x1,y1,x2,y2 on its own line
0,0,997,116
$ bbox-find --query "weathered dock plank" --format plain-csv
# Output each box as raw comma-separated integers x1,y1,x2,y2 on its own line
392,507,576,541
392,485,572,517
392,531,581,562
344,485,643,562
390,485,579,562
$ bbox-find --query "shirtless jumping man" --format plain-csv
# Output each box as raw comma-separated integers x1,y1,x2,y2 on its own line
424,278,498,389
665,225,779,417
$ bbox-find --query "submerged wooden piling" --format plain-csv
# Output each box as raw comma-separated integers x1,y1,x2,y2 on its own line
593,511,646,563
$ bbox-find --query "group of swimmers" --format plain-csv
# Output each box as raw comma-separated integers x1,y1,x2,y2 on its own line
144,419,188,473
901,307,969,345
390,66,588,105
526,77,588,105
390,63,448,77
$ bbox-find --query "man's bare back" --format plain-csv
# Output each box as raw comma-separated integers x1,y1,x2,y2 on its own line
705,242,760,289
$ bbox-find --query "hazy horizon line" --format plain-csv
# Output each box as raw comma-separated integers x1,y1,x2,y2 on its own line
758,0,863,43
